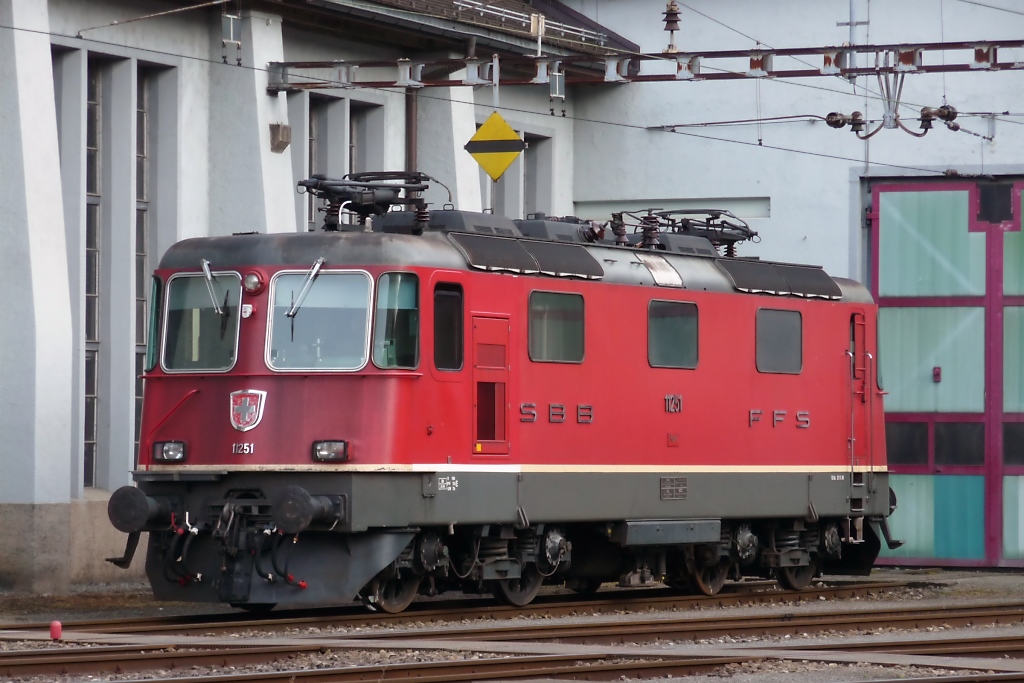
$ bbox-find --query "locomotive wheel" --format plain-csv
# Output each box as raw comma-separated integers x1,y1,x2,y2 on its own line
777,559,819,591
690,559,731,596
371,575,422,613
492,566,543,606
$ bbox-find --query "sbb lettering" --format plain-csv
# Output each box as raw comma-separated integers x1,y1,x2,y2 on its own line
520,402,594,424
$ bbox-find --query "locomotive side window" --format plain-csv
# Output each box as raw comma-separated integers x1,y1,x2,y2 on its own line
529,291,584,363
163,273,241,371
434,284,464,371
268,271,371,371
756,308,802,374
373,273,418,369
145,276,162,371
649,300,698,369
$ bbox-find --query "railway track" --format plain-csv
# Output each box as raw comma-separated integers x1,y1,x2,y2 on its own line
6,629,1024,682
0,579,905,638
3,592,1024,680
362,600,1024,644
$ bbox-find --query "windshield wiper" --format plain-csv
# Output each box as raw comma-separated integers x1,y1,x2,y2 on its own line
200,259,225,317
286,257,325,319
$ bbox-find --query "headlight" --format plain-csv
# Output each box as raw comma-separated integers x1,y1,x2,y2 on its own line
312,440,348,462
243,271,265,294
153,442,186,461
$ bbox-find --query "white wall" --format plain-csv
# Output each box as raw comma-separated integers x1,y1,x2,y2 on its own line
565,0,1024,279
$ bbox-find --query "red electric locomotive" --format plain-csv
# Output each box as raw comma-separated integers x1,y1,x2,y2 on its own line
107,172,901,612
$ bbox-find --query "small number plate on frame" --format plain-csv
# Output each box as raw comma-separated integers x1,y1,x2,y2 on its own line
660,476,688,500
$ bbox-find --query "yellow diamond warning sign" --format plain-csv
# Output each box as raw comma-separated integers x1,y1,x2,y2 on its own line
464,112,526,181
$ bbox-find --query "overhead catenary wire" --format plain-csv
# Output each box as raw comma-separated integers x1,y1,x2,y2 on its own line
0,20,1015,178
954,0,1024,17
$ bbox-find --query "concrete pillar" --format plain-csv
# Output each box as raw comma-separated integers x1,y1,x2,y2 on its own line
288,92,310,231
208,10,295,235
149,66,181,265
417,80,482,212
53,47,87,501
0,0,74,591
96,57,137,492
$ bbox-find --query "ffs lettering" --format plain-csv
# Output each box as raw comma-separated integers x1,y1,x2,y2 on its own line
749,409,811,428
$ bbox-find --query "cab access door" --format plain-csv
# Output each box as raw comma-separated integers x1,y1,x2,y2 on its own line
471,316,510,456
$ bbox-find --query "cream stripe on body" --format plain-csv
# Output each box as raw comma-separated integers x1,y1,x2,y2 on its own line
142,463,887,474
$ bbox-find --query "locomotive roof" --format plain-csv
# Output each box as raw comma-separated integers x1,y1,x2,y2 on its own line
160,211,872,304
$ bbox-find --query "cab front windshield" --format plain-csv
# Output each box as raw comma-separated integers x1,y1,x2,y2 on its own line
269,271,372,370
163,273,241,371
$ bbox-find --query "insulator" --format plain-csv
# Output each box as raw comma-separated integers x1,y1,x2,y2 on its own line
640,214,661,249
322,202,341,231
663,0,681,31
825,112,848,129
922,105,958,122
610,212,629,246
413,205,430,234
849,111,866,134
725,242,736,258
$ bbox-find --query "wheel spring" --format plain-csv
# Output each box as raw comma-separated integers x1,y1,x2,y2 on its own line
479,538,509,562
775,529,800,551
800,528,820,551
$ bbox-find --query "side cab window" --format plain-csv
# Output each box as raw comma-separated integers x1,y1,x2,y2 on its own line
434,283,463,371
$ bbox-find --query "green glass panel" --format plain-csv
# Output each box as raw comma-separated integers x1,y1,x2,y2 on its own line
879,307,985,412
882,475,985,560
1006,307,1024,412
880,475,934,558
1005,231,1024,295
1003,476,1024,559
878,190,985,297
933,475,985,559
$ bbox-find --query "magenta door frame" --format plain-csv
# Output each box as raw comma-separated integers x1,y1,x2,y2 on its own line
870,180,1024,567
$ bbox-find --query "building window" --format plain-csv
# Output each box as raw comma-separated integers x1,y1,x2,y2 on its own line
649,300,698,369
86,64,101,197
756,308,802,374
529,291,584,363
84,61,102,487
935,422,985,466
135,70,150,461
434,284,463,371
885,421,928,466
307,100,320,231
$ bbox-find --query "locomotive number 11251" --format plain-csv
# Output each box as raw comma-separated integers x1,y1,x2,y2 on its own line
232,443,255,455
